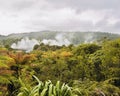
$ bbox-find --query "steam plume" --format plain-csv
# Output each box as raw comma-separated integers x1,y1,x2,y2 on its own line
84,33,95,43
41,33,71,46
11,37,39,52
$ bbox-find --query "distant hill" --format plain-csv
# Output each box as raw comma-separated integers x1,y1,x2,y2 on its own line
0,31,120,46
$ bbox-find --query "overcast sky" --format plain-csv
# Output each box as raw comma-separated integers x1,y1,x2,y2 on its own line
0,0,120,35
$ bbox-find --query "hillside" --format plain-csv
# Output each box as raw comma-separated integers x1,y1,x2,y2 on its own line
0,31,120,47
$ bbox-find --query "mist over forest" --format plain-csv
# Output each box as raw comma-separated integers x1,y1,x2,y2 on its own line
0,31,120,50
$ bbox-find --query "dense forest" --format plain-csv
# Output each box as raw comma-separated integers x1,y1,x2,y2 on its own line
0,35,120,96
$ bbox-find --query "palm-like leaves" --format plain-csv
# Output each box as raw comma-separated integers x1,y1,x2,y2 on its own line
17,75,72,96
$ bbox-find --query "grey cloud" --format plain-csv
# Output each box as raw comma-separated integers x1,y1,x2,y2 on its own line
0,0,120,35
45,0,120,10
0,0,35,10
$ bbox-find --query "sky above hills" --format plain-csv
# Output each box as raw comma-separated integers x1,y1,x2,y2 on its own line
0,0,120,35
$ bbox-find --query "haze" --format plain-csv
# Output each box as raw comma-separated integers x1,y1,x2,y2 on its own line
0,0,120,35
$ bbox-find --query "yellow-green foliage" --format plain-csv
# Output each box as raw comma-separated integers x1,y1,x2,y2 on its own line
0,55,15,68
1,38,120,96
0,47,7,51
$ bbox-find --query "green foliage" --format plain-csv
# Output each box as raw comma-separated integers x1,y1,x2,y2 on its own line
73,43,101,55
72,79,120,96
0,38,120,95
17,75,72,96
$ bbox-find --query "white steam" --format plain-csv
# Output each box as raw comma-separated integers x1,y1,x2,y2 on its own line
11,37,39,52
10,33,96,52
84,33,95,43
41,33,71,46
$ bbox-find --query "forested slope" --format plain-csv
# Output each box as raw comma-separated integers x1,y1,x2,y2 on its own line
0,31,120,46
0,37,120,96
